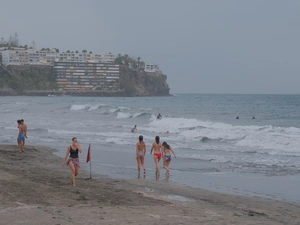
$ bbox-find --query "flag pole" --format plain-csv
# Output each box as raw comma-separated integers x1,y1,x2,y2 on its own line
89,144,92,179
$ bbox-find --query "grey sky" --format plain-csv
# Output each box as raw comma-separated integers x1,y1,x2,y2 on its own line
1,0,300,94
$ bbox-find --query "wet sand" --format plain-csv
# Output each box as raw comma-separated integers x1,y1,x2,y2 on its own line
0,144,300,225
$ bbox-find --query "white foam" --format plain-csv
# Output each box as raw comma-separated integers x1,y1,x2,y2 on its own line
70,104,88,111
88,103,105,111
146,117,300,156
117,112,132,119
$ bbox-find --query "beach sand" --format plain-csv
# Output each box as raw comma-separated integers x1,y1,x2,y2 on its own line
0,145,300,225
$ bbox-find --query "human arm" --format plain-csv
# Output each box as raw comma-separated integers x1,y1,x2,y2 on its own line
63,146,70,166
150,143,154,154
136,143,139,159
24,124,27,138
144,143,146,155
63,146,70,164
161,145,165,158
170,146,176,158
77,143,82,153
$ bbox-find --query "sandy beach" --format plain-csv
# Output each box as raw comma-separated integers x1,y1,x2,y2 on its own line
0,144,300,225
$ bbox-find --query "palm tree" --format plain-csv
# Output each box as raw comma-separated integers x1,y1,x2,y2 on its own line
137,57,141,70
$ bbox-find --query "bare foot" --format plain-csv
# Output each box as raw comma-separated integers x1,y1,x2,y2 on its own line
70,177,76,186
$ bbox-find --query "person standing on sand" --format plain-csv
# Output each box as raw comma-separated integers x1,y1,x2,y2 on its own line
150,136,163,176
17,120,26,152
20,119,27,146
17,120,21,146
162,141,176,176
63,137,82,187
136,135,146,176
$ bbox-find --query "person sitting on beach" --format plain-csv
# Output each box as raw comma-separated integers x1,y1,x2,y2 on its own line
17,120,26,152
136,135,146,177
150,136,163,177
162,142,176,176
63,137,82,187
131,125,137,133
163,131,169,135
157,113,162,120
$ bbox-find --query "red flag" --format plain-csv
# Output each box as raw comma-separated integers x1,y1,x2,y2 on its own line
86,144,90,163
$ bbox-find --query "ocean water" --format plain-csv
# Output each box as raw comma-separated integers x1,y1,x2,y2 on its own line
1,94,300,204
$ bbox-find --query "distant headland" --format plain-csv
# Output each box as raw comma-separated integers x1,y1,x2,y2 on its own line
0,33,170,96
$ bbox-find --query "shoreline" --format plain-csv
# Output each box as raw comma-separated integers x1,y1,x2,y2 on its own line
1,144,300,224
0,90,171,97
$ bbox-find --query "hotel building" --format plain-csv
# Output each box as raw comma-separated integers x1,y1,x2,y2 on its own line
54,62,119,91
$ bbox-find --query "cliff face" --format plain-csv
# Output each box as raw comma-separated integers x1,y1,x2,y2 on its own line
0,65,57,94
0,64,170,96
119,66,170,96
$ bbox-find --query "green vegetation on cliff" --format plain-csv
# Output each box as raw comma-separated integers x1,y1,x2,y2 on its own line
115,54,169,96
0,65,57,93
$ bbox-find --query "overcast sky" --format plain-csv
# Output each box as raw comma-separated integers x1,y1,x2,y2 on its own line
1,0,300,94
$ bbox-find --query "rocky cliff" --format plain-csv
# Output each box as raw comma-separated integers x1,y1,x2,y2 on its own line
119,66,170,96
0,65,57,95
0,64,170,96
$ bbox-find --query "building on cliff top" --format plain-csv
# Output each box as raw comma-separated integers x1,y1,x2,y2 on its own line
1,49,115,66
54,61,119,91
1,49,120,91
145,63,162,74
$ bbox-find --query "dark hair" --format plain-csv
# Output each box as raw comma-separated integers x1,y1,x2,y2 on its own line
139,135,143,142
21,119,24,122
72,137,77,141
162,142,170,149
17,120,21,123
155,136,160,144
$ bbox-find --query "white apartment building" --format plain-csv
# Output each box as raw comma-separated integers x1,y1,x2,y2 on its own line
1,50,116,66
145,63,160,73
2,49,57,66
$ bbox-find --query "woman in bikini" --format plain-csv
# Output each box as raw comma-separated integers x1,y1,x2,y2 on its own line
162,141,176,176
136,135,146,176
150,136,162,176
63,137,82,186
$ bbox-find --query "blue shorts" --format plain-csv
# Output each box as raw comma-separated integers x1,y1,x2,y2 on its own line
18,134,25,142
165,155,171,161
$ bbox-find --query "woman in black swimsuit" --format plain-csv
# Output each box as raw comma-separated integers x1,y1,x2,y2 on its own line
63,137,82,186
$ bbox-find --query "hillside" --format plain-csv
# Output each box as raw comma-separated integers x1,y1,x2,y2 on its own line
0,64,170,96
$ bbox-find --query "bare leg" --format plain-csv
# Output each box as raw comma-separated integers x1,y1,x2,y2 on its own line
165,160,171,176
140,157,146,174
154,156,160,176
19,140,24,152
163,158,168,175
75,167,79,177
136,157,141,176
21,140,24,152
17,137,20,147
69,161,76,186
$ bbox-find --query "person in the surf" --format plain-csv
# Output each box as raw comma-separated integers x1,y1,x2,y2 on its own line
157,113,162,120
131,125,137,132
